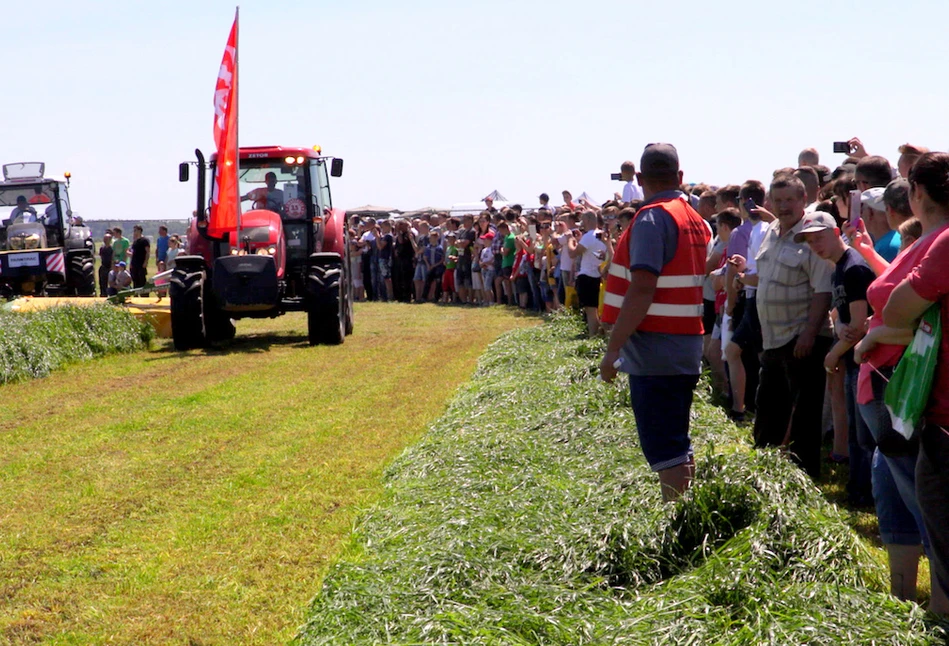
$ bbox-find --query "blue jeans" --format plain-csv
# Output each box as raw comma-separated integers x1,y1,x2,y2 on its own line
845,362,873,504
858,368,929,549
525,262,543,311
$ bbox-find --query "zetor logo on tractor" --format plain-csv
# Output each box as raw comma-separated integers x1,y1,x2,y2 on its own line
172,146,352,349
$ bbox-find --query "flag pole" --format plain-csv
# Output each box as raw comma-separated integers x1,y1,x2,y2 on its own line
234,5,241,249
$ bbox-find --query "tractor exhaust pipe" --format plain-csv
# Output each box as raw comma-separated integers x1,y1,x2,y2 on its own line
195,148,206,223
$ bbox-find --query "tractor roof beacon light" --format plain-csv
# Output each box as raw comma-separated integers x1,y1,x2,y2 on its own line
63,171,72,187
312,145,321,154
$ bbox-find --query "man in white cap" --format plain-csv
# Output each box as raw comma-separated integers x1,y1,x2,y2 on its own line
862,187,899,262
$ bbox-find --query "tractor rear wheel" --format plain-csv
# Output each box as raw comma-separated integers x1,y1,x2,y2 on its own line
169,268,206,351
67,253,95,296
306,261,344,346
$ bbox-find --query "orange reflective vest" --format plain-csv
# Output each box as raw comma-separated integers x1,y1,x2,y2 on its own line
601,196,710,334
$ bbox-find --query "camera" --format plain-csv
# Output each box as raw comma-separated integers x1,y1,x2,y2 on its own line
833,141,851,154
610,173,622,181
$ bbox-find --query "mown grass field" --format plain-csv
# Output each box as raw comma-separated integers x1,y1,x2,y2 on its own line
0,303,537,645
298,314,945,645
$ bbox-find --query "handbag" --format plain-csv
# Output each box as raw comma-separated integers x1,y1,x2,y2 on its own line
884,304,942,442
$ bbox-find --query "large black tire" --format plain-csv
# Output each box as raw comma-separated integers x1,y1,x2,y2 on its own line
67,253,95,296
169,268,206,351
307,262,344,346
204,282,236,344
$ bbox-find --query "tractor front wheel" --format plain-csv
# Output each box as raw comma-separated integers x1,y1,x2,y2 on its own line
169,268,206,351
306,261,344,346
67,253,95,296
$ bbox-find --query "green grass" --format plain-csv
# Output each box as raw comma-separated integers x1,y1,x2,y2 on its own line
0,304,152,384
297,312,945,645
0,303,537,645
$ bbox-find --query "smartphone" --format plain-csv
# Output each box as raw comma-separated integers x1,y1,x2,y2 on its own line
849,189,862,227
610,173,622,181
743,197,756,215
528,224,537,240
833,141,850,154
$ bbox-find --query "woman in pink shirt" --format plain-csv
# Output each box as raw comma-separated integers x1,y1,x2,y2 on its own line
852,153,949,608
880,152,949,615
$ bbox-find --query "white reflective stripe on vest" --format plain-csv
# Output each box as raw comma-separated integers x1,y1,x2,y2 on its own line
608,263,631,281
646,302,704,317
655,274,704,288
603,291,625,308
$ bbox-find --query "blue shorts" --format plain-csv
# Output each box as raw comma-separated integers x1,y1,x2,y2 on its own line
413,262,427,282
628,374,700,471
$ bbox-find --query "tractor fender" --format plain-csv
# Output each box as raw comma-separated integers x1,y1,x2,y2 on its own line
172,255,209,274
307,252,342,268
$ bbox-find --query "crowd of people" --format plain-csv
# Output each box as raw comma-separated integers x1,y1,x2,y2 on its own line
582,140,949,618
352,140,949,615
96,224,181,296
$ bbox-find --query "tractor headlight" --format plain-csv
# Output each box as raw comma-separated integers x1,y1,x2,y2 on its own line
268,247,276,255
230,248,239,255
10,236,23,250
25,234,40,249
256,248,268,256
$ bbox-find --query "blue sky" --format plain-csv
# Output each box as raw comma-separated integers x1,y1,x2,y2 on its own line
3,0,947,219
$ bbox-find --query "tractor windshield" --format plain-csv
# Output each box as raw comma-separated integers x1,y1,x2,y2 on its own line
0,183,64,250
238,161,309,220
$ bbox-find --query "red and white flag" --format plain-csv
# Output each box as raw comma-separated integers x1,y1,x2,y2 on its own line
208,11,239,240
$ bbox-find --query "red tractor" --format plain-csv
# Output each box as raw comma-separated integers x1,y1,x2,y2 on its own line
171,146,353,350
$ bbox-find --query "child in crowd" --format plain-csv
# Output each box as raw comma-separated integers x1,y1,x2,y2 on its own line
423,230,445,302
441,233,458,303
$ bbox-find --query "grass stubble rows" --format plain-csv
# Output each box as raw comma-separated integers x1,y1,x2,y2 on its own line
298,313,945,645
0,303,536,645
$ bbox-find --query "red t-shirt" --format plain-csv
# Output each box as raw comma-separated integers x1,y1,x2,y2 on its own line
858,223,949,404
907,226,949,425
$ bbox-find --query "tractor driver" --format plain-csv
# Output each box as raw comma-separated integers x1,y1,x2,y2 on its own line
241,171,285,214
6,196,38,224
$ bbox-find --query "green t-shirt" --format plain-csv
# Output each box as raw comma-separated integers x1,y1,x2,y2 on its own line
446,245,458,270
112,237,130,264
501,233,516,269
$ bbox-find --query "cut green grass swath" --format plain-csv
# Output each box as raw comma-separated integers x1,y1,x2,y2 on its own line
297,312,945,645
0,304,153,384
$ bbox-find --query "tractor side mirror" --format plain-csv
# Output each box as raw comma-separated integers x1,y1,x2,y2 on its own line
178,162,190,182
330,158,344,178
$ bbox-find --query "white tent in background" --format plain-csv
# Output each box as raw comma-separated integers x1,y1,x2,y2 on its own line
577,191,598,206
450,189,510,215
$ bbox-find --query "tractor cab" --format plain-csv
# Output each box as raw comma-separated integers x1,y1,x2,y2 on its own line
0,163,69,250
0,162,95,297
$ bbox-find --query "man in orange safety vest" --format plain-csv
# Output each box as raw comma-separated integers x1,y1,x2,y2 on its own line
599,143,711,502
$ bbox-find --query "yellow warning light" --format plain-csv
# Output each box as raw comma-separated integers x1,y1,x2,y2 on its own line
312,145,322,154
64,171,72,179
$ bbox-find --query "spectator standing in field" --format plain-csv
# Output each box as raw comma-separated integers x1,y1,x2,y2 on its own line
155,225,169,272
568,210,607,337
752,174,833,478
423,230,445,302
851,152,949,609
798,147,820,167
897,143,928,179
376,219,394,301
600,143,710,502
620,161,644,202
442,232,458,303
359,219,376,301
538,193,552,213
98,233,113,297
499,221,516,304
412,221,430,303
112,227,130,265
165,235,181,271
798,213,874,506
455,214,477,304
392,219,415,303
128,225,150,289
107,261,132,295
861,188,901,262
